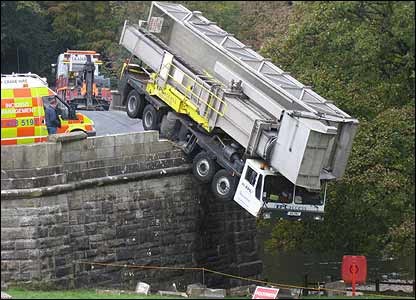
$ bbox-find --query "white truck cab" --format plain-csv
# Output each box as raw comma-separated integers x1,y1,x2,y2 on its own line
235,159,326,220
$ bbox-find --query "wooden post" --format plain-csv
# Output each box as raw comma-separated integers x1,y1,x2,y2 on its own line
375,278,380,293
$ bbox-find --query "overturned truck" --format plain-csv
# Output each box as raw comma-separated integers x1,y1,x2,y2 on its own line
118,2,359,220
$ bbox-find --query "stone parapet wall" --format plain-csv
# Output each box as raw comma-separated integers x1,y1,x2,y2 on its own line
1,131,262,290
1,131,184,190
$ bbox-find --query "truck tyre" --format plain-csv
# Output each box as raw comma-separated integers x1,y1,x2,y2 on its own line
126,90,143,118
193,151,216,183
142,104,161,130
211,169,237,201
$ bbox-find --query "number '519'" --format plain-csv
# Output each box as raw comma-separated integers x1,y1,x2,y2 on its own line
21,119,34,126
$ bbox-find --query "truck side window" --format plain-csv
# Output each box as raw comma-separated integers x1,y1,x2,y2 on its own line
245,167,257,186
255,174,263,200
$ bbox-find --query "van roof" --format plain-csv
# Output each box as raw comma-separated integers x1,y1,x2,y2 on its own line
1,73,49,89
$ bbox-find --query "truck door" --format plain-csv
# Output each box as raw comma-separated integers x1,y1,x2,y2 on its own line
234,163,264,217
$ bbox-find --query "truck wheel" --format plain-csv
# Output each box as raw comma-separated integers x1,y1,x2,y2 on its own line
211,169,237,201
193,151,216,183
142,104,161,130
126,90,144,118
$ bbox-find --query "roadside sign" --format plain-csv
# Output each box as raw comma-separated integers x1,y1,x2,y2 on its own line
342,256,367,283
252,286,280,299
342,255,367,296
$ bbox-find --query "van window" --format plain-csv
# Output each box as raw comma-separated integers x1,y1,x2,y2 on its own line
42,96,69,120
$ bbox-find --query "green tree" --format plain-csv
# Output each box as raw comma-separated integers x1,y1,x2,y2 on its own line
260,1,415,258
1,1,54,76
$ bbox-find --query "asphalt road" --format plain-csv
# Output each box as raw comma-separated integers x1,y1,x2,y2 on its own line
80,110,144,136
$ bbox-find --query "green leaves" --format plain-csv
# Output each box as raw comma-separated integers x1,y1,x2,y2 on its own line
260,1,415,258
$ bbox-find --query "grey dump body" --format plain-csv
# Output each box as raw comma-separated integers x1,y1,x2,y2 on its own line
119,1,359,190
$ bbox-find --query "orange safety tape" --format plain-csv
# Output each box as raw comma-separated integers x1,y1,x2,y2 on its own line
77,261,414,299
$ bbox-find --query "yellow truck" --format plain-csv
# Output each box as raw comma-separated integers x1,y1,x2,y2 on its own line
1,73,96,145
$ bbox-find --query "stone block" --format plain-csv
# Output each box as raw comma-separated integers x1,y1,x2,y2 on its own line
9,146,25,169
61,140,82,152
1,241,15,251
94,135,115,149
186,283,206,296
83,137,97,150
202,288,226,298
74,237,89,250
55,266,72,278
1,217,20,228
84,224,97,235
115,133,139,146
0,145,19,169
149,141,175,153
15,239,37,250
64,161,81,173
20,215,39,227
102,201,113,214
34,227,49,239
346,291,364,296
144,131,159,143
38,237,63,249
2,227,37,240
80,149,97,161
49,225,68,237
115,145,143,157
1,292,12,299
23,143,50,168
62,150,81,163
325,281,346,296
56,246,72,256
19,260,37,272
55,257,67,267
68,196,83,211
38,215,56,226
47,142,62,165
136,281,150,295
48,131,87,143
158,291,188,298
1,251,16,260
97,147,115,159
2,261,19,271
1,178,13,190
2,249,30,260
0,147,15,169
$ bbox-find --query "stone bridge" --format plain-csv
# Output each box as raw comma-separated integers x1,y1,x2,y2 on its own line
1,131,262,291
